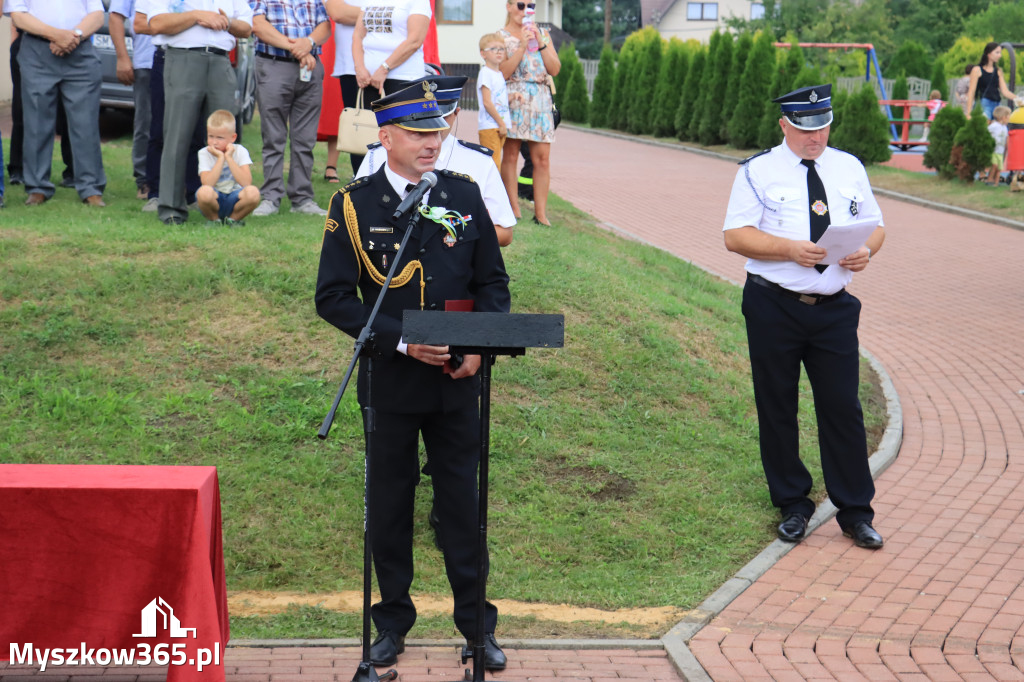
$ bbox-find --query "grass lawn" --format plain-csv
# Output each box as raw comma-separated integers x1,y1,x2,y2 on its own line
1,113,887,640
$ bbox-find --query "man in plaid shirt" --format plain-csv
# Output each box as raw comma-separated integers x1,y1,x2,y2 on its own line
251,0,332,217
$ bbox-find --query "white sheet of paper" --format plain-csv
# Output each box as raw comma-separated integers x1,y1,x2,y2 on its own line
816,218,879,265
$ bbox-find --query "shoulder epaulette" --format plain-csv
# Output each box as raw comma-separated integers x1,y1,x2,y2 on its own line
457,139,494,156
438,169,477,184
340,176,371,193
738,149,771,165
366,141,383,151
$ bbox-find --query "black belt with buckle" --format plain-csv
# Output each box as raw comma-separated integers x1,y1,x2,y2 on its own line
256,51,300,63
747,273,845,306
170,46,229,56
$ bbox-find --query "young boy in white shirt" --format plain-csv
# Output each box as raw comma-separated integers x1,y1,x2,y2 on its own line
476,32,511,170
196,110,261,226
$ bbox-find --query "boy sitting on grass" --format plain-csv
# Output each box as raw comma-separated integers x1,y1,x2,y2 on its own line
197,110,261,226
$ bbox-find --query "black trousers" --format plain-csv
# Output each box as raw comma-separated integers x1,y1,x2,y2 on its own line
367,406,497,638
741,278,874,529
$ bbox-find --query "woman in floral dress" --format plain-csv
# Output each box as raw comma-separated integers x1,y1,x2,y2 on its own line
498,0,560,225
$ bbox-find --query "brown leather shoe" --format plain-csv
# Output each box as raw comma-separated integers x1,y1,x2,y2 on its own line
83,195,106,207
25,192,47,206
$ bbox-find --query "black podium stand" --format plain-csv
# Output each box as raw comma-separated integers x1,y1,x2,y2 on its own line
402,311,564,682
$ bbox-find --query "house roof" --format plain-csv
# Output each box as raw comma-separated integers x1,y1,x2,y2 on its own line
642,0,677,26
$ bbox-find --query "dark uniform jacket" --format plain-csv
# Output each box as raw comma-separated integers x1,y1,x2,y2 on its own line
315,166,511,413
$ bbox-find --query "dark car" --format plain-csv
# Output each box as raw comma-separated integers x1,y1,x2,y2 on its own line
93,0,257,132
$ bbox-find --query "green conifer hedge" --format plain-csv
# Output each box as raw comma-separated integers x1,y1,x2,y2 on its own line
589,47,616,128
923,105,967,178
676,46,706,141
652,40,689,138
727,31,774,149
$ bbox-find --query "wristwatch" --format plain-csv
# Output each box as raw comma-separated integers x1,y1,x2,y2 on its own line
307,36,316,48
73,28,84,39
381,61,391,72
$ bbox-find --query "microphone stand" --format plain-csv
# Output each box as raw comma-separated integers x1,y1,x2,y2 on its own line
318,200,425,682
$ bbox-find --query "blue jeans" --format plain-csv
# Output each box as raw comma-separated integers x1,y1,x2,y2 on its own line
216,188,241,219
983,98,999,120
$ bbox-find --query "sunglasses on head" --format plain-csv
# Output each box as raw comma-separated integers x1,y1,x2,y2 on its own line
515,2,536,9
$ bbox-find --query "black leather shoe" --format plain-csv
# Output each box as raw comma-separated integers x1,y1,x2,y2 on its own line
843,521,884,549
465,633,506,671
777,513,808,542
369,630,405,666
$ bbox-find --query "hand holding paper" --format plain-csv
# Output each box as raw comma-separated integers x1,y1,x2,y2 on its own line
815,218,880,265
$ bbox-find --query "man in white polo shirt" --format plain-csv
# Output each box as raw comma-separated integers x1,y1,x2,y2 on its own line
147,0,253,225
7,0,107,207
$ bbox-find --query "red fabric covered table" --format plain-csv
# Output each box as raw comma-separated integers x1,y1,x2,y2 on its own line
0,465,229,681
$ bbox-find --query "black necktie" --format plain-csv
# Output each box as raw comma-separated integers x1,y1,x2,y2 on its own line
801,159,829,273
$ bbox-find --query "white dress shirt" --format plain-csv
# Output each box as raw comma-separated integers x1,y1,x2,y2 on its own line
147,0,252,51
6,0,103,31
723,142,883,295
358,134,517,229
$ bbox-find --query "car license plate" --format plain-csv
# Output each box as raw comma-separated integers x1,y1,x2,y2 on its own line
92,33,133,52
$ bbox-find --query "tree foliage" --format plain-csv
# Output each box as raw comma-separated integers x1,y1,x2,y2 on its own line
559,45,590,124
627,27,663,134
829,84,890,164
723,0,996,78
652,39,691,138
721,33,754,141
951,107,995,181
963,2,1024,44
589,46,617,128
688,31,720,141
891,74,909,101
675,46,705,141
608,39,637,131
930,60,949,100
887,40,932,79
727,32,776,149
755,44,805,150
698,32,733,145
561,0,641,59
923,104,967,177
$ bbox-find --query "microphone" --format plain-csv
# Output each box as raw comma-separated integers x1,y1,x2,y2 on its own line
392,171,438,220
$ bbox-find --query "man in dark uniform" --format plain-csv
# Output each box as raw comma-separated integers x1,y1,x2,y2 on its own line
723,85,887,550
315,80,511,668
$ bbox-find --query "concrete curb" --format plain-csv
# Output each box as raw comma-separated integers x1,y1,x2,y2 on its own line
228,637,664,649
561,124,1024,233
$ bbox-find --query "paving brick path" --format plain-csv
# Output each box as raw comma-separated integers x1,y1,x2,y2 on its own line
0,645,677,681
547,125,1024,681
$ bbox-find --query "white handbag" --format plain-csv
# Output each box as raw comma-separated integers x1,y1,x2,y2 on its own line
337,88,381,154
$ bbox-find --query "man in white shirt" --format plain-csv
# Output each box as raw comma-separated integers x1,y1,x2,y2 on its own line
357,76,516,246
723,84,886,550
7,0,107,206
146,0,253,225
